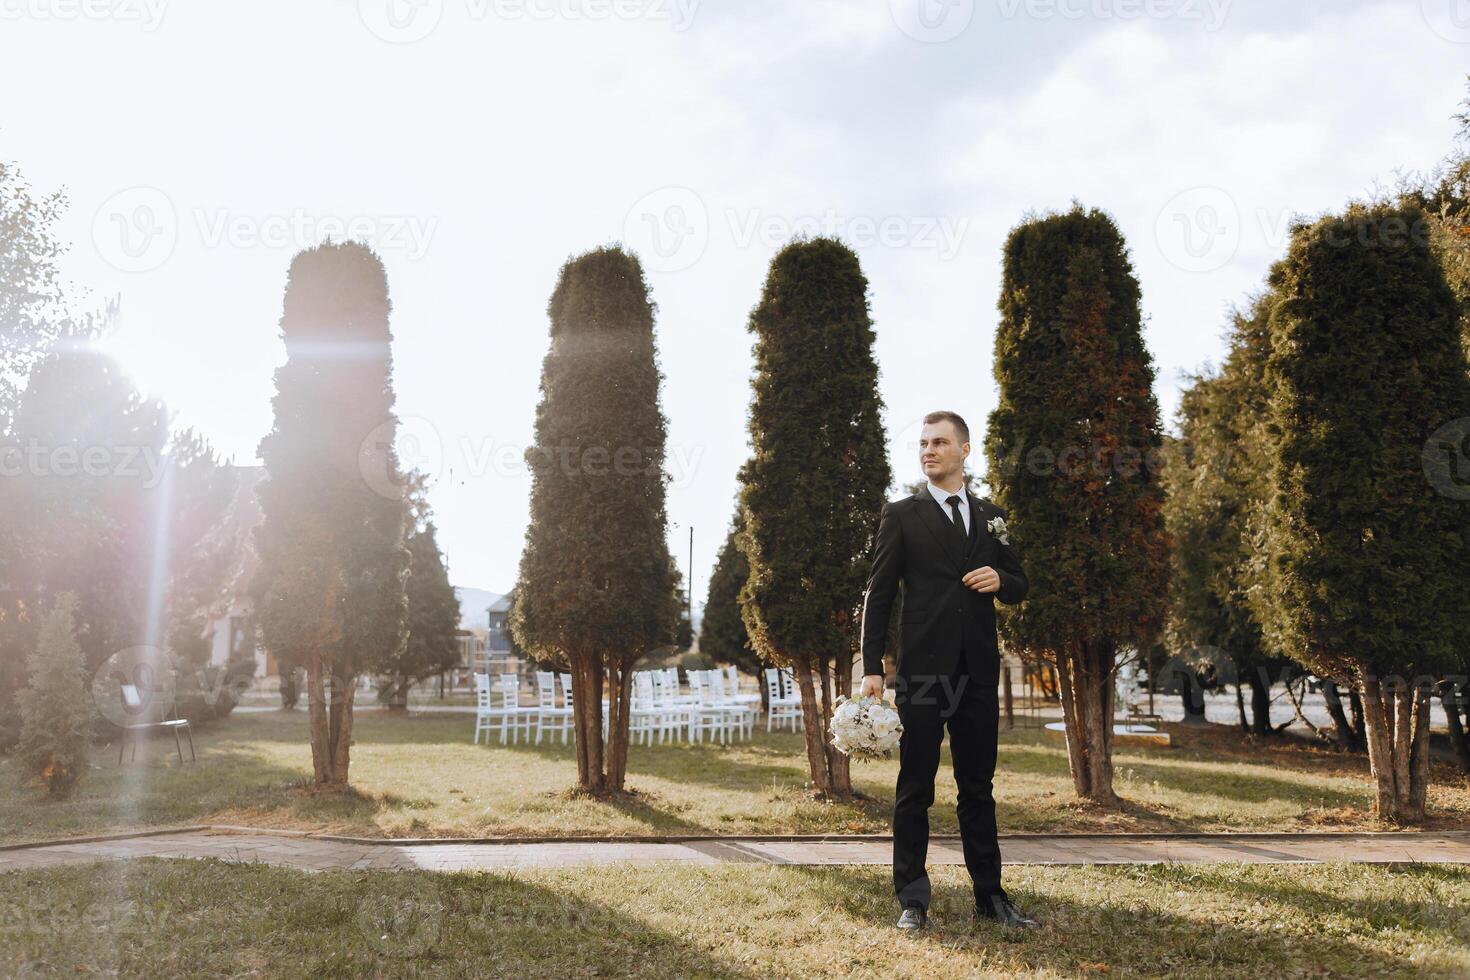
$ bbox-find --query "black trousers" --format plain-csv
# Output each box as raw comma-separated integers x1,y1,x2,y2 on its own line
892,654,1005,910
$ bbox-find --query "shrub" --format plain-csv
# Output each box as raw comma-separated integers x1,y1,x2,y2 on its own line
16,593,93,799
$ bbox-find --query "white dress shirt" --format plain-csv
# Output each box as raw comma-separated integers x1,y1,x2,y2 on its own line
926,481,970,535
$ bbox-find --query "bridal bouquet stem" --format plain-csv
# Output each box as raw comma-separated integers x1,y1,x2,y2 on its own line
829,693,903,759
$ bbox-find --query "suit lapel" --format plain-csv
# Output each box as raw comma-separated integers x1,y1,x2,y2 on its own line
913,489,965,571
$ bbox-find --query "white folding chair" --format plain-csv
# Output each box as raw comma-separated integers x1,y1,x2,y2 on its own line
652,668,692,743
534,670,571,745
558,672,577,745
629,671,664,745
765,667,802,732
497,673,534,745
472,672,496,744
687,669,736,744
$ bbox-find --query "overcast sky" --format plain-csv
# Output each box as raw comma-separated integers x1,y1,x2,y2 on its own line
3,0,1466,603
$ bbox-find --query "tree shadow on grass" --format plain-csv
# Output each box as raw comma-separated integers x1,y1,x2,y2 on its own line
0,859,759,979
1140,862,1470,943
780,862,1450,978
1000,742,1370,811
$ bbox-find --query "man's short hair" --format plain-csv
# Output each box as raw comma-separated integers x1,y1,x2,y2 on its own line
923,410,969,445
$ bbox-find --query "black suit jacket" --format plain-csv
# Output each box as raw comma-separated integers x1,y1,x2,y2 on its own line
859,488,1027,682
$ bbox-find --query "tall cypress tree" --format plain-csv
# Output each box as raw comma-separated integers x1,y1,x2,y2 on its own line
250,241,411,789
510,246,679,795
1257,202,1470,824
985,205,1170,805
1163,295,1296,737
739,237,890,798
699,501,760,677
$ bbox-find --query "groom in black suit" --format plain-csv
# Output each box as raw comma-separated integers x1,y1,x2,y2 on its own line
859,410,1039,931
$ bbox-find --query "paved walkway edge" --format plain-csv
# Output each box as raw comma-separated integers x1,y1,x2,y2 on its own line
6,825,1470,851
3,827,1470,874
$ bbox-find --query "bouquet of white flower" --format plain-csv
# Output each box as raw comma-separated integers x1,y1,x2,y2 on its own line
828,693,904,760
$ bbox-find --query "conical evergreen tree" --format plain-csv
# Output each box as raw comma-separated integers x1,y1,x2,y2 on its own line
378,471,462,710
699,501,760,677
250,241,411,788
738,237,891,797
984,205,1170,805
1257,202,1470,824
510,246,679,795
16,592,91,799
1163,294,1296,737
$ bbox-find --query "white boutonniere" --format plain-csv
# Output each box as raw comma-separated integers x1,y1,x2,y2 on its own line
986,516,1010,545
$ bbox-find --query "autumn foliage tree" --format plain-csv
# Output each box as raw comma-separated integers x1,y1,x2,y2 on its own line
984,205,1171,805
250,241,411,789
510,246,680,795
1255,203,1470,824
738,237,891,798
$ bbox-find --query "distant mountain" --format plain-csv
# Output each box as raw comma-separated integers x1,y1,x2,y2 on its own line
453,586,503,631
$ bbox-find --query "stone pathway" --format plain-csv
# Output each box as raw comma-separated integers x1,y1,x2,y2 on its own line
2,828,1468,873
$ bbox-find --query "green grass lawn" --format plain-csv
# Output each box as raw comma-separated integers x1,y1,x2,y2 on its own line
2,859,1467,978
3,709,1468,844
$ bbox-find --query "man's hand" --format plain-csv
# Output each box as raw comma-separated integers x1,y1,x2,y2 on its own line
962,566,1001,593
860,674,885,698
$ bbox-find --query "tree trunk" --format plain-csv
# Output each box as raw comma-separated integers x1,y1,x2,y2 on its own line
327,664,356,787
1178,668,1208,726
1441,679,1470,775
822,656,852,798
1055,641,1119,805
279,666,300,709
1002,660,1015,730
1054,650,1091,797
1349,688,1366,746
605,663,633,793
571,658,590,788
1234,680,1248,731
379,676,411,712
306,651,330,784
303,652,356,788
1358,662,1435,825
1322,678,1362,752
1247,668,1273,735
572,657,606,795
793,665,832,796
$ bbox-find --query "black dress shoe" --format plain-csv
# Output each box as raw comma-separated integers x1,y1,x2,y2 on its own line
974,895,1040,929
896,906,927,930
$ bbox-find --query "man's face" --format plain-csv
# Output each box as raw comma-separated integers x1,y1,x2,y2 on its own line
918,420,969,483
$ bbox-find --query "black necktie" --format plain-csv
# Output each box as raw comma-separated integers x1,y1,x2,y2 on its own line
946,494,967,550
